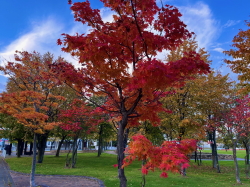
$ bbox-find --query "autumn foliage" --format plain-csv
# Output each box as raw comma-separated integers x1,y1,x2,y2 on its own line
224,20,250,93
224,95,250,139
0,91,62,134
53,0,210,128
122,134,197,178
0,51,65,134
52,0,210,186
59,99,104,133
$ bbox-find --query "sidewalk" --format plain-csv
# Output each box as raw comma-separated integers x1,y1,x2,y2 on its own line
0,158,16,187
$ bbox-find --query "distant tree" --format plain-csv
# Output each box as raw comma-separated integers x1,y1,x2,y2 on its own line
224,95,250,182
224,20,250,94
59,99,103,168
192,72,234,173
0,51,65,187
0,113,28,157
159,37,210,141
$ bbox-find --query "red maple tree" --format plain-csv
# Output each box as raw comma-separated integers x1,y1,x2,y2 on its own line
58,98,103,168
51,1,210,186
122,134,197,181
223,95,250,182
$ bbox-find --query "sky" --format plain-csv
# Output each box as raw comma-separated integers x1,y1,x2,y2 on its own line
0,0,249,92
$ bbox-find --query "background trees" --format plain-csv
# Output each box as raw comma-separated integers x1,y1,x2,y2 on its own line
160,37,210,142
59,98,102,168
0,113,29,157
193,72,234,172
0,51,66,187
223,19,250,183
224,20,250,94
223,95,250,182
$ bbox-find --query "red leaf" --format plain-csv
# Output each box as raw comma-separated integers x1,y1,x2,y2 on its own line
160,172,168,178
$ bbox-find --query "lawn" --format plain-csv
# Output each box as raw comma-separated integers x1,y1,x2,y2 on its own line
201,149,247,159
5,152,250,187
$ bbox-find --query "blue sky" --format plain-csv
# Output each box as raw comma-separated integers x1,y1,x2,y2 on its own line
0,0,249,91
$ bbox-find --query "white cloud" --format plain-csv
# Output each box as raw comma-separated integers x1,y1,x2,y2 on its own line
100,7,115,23
178,2,219,50
0,19,58,61
0,2,220,67
213,47,224,53
223,20,241,28
0,17,77,65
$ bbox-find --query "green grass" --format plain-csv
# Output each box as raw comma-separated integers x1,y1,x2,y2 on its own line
5,153,250,187
201,149,247,159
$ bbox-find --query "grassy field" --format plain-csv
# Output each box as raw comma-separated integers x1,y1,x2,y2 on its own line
201,149,247,159
5,152,250,187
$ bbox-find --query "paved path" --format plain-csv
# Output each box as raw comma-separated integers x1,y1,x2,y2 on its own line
0,158,16,187
0,151,104,187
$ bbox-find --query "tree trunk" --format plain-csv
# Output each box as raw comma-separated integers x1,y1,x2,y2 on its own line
117,119,129,187
55,135,67,157
243,140,250,178
209,132,216,168
232,139,241,184
181,167,187,176
30,133,37,187
199,150,202,166
29,142,33,155
209,130,220,172
9,143,12,155
213,130,221,173
71,136,79,168
65,140,70,150
37,133,49,163
65,135,80,168
16,139,24,157
24,141,28,155
50,141,55,151
194,151,197,163
141,160,146,187
98,123,104,157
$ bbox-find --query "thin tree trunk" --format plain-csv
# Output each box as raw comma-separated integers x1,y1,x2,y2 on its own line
29,142,33,155
141,160,146,187
50,141,55,151
55,135,67,157
30,133,37,187
98,123,104,157
243,141,250,178
71,136,79,168
213,130,221,173
24,141,28,155
194,151,197,163
199,150,202,166
181,167,187,176
117,119,129,187
232,139,241,184
65,148,72,168
209,130,220,172
209,132,216,168
64,135,80,168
